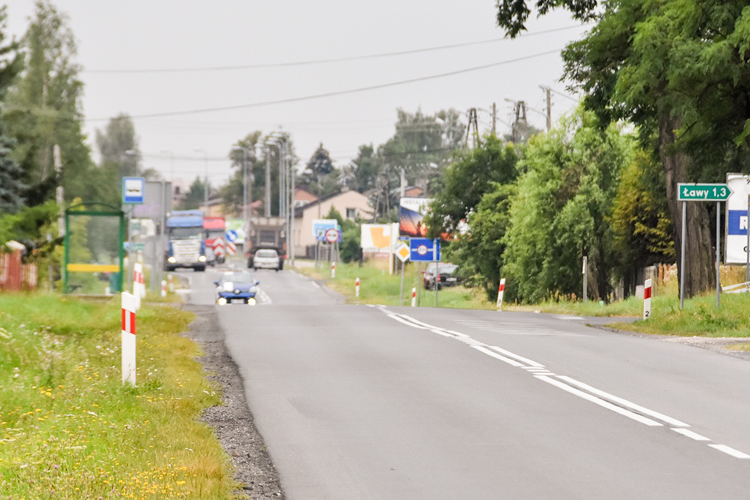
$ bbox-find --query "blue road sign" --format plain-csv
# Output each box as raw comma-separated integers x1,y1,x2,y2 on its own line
410,238,440,262
225,230,238,242
122,177,145,204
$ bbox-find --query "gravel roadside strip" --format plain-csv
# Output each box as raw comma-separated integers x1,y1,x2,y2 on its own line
183,303,284,499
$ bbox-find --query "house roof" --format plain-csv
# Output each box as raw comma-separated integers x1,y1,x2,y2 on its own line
293,190,370,218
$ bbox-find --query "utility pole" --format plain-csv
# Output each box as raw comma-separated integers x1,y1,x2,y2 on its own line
540,86,552,132
265,146,272,217
465,108,479,149
491,102,497,136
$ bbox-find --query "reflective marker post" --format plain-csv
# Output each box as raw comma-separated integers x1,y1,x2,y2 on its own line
122,292,137,386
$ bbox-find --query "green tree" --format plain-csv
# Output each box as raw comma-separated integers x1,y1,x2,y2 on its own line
222,132,262,216
497,0,750,298
6,0,95,206
301,143,338,197
611,150,674,294
180,177,210,210
0,6,25,213
502,109,632,303
426,134,518,235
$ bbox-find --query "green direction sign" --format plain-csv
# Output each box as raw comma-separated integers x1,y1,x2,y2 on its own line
677,183,732,202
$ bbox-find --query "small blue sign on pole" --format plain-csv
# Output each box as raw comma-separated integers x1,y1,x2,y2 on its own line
122,177,145,204
410,238,440,262
225,230,238,242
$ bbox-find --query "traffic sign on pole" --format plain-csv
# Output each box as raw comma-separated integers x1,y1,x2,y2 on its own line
677,183,732,202
396,243,410,262
409,238,440,262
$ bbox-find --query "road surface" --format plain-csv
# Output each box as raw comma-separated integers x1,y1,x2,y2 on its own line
183,265,750,499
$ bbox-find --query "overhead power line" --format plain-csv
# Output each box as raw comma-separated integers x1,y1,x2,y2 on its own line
89,49,563,122
84,25,589,74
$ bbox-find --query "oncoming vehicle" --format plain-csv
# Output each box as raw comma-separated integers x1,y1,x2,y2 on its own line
251,249,282,271
214,271,260,305
423,263,459,289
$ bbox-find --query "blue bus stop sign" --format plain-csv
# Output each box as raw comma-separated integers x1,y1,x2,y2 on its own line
122,177,145,204
410,238,440,262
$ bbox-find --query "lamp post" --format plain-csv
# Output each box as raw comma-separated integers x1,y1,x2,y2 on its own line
231,146,254,250
194,149,209,215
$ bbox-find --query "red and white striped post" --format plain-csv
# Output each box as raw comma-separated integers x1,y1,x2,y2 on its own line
121,292,137,385
496,278,506,310
411,287,416,307
132,263,143,310
643,279,652,320
355,277,360,297
160,280,167,298
168,274,174,293
331,261,336,279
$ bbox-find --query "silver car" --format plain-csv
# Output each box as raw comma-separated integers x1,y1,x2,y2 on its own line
252,249,281,271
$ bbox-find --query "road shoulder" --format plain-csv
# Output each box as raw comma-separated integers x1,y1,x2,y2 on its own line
183,304,284,499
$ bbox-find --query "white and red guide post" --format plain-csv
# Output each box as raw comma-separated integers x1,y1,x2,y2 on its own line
496,278,506,310
331,261,336,279
643,279,652,320
121,292,137,385
411,287,417,307
132,263,143,310
160,280,167,298
355,277,360,297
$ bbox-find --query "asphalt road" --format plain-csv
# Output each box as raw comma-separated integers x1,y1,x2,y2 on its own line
184,265,750,499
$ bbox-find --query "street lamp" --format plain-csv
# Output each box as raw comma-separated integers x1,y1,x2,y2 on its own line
193,149,209,215
231,146,254,247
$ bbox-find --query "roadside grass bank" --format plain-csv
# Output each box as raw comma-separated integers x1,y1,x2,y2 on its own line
294,260,750,338
294,259,496,310
0,293,239,499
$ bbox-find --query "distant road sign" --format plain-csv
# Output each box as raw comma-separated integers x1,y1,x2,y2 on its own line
410,238,440,262
225,229,238,242
396,243,410,262
678,183,732,202
122,177,145,204
324,228,340,244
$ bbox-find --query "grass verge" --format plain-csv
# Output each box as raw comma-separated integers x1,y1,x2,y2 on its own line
0,293,239,499
295,260,496,310
295,260,750,337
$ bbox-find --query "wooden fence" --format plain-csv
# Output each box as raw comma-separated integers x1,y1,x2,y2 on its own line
0,250,38,291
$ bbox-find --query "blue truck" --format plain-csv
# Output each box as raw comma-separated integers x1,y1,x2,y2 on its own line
166,210,207,272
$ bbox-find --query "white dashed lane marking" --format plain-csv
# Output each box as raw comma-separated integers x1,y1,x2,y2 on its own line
376,308,750,461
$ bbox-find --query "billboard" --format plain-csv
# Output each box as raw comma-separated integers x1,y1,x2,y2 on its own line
399,197,432,238
725,173,750,264
361,224,394,256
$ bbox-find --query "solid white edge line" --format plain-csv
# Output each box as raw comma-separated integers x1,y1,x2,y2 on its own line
471,346,526,367
387,314,430,330
535,375,663,427
311,281,321,289
671,428,710,441
556,375,689,428
489,346,545,368
708,444,750,459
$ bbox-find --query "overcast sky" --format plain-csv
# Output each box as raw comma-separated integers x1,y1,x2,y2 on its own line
6,0,588,187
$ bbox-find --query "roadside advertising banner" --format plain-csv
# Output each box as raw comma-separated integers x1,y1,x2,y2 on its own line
361,224,395,257
725,174,750,264
399,197,432,238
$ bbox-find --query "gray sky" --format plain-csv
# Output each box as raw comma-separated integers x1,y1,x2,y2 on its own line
6,0,587,187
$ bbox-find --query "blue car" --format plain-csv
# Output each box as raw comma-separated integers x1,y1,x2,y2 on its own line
214,271,260,305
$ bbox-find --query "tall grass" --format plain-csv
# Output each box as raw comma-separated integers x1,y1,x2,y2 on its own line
0,293,238,499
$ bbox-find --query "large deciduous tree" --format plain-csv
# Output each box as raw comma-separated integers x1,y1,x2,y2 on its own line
502,109,632,303
497,0,750,297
